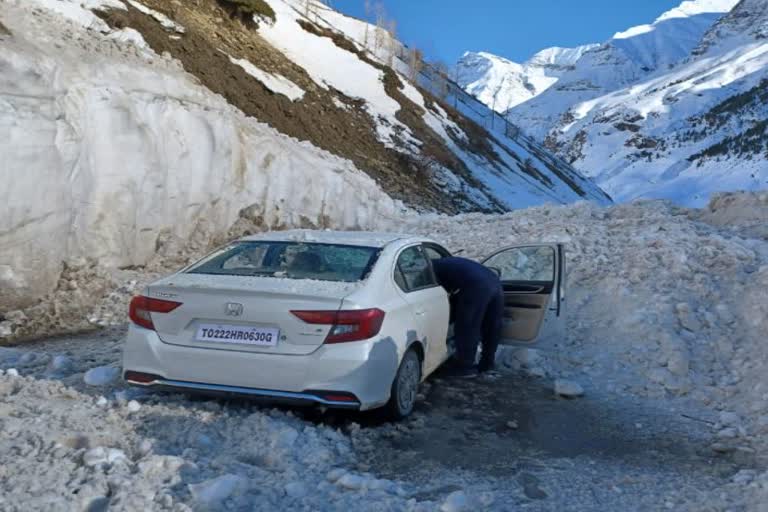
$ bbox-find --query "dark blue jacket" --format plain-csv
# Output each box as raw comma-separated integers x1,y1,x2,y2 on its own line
432,257,501,297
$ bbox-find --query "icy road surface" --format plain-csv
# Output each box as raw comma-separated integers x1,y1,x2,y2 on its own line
0,327,761,512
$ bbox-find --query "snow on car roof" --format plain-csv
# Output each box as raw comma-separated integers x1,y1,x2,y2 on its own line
239,230,410,248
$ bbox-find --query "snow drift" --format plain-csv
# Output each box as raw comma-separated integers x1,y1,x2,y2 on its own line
0,1,405,313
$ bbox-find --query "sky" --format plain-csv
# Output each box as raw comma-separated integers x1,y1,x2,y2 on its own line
331,0,684,64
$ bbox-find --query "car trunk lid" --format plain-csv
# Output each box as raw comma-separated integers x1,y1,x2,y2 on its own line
148,273,360,355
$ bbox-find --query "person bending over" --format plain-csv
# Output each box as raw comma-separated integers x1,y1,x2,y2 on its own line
432,257,504,378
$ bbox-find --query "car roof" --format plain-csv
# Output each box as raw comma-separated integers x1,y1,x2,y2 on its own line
239,230,418,248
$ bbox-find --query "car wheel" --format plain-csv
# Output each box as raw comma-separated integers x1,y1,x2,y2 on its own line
384,348,421,420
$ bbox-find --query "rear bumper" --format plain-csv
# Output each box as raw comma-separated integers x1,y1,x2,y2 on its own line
122,324,399,410
126,377,361,409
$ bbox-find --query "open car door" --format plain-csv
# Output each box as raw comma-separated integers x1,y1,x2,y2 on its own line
481,244,566,349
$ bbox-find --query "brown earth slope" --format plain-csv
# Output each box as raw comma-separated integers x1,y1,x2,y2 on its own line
97,0,509,213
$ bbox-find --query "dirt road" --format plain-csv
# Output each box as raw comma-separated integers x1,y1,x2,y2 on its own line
348,371,755,510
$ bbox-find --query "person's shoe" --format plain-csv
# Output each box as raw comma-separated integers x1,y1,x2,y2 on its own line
478,360,496,373
442,365,479,379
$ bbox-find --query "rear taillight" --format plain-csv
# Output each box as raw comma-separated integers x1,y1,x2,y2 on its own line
128,295,182,330
291,308,385,344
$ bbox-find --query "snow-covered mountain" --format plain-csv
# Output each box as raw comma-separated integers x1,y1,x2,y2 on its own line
459,0,768,205
506,0,739,140
0,0,608,313
545,0,768,203
456,45,598,113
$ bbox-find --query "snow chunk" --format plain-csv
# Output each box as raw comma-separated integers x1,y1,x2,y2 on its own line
126,400,141,412
189,475,247,506
49,355,72,371
284,481,307,498
326,468,347,482
228,56,305,101
0,322,13,338
441,491,470,512
46,355,73,377
84,366,120,386
337,473,365,490
83,447,127,466
719,411,741,427
5,368,19,377
554,379,585,398
108,28,149,49
126,0,185,33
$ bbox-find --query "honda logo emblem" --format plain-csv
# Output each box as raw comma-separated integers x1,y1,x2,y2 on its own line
225,303,243,317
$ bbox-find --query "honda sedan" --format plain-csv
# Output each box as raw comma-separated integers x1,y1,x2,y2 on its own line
123,230,565,418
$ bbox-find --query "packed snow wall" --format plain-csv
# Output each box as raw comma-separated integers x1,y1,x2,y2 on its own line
0,4,404,312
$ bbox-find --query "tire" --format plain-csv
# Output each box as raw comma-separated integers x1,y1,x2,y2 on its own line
384,348,422,421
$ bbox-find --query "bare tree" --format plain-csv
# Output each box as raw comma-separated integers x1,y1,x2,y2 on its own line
407,46,424,82
385,19,397,67
373,2,386,52
363,0,372,49
432,61,451,100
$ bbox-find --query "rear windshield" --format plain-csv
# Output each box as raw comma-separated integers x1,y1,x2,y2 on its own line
186,242,381,283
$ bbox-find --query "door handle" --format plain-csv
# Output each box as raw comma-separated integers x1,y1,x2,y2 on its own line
415,309,425,316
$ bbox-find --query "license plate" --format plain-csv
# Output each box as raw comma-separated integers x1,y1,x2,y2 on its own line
196,324,279,346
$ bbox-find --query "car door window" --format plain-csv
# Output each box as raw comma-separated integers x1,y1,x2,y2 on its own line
483,246,555,282
422,245,450,261
395,246,436,292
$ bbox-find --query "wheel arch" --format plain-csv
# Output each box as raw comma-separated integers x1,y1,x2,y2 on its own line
406,339,425,368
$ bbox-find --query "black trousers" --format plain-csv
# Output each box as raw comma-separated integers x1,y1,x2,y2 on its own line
452,282,504,368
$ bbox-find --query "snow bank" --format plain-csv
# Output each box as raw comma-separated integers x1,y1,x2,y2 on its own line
397,194,768,461
0,367,438,510
0,2,405,315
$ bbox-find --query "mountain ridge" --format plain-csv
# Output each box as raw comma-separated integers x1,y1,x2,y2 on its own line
458,0,768,205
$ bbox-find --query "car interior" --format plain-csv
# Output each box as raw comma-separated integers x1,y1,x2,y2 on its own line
483,246,557,343
422,243,558,344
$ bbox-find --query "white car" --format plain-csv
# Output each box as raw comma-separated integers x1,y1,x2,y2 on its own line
123,230,566,419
